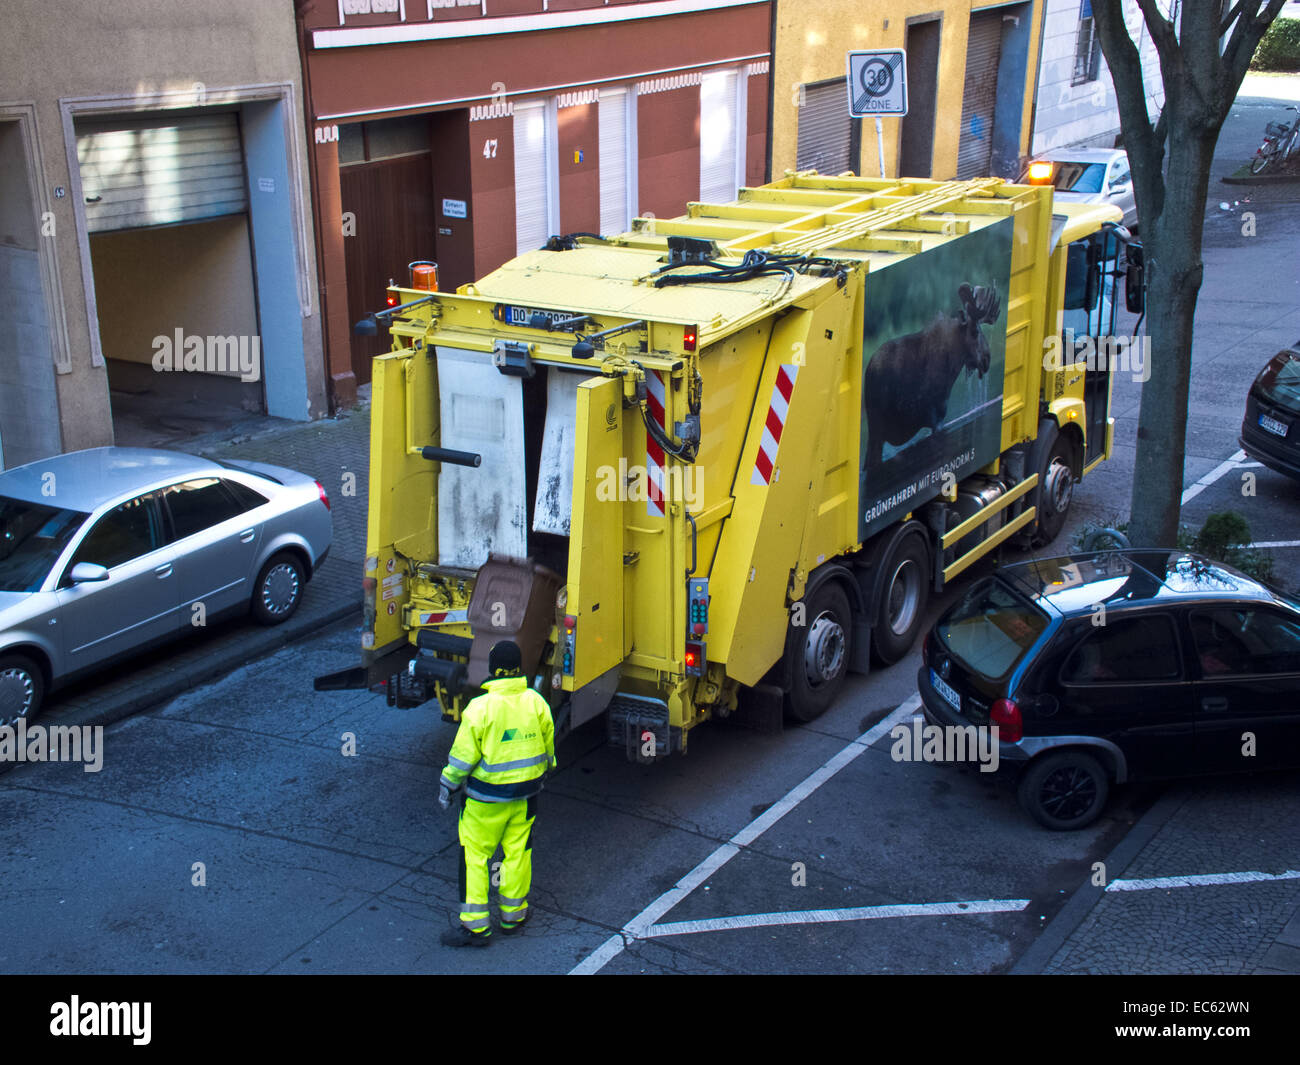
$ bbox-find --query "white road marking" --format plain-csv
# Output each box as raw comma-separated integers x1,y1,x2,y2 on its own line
1107,869,1300,892
644,898,1032,938
1181,449,1246,505
1249,540,1300,549
569,694,920,975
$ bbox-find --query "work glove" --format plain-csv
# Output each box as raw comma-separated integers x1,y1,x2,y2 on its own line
438,783,453,811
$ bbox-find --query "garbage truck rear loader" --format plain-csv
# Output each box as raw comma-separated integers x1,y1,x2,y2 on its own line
317,173,1136,761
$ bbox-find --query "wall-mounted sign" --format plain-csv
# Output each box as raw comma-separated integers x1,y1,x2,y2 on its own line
442,198,467,218
258,177,275,193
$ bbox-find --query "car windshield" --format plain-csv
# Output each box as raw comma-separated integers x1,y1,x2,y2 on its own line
937,577,1050,681
1255,351,1300,407
0,495,89,593
1046,162,1107,193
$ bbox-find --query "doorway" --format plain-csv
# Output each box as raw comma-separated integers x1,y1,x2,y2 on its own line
899,17,941,178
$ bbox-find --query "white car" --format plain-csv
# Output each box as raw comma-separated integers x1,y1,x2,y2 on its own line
1020,148,1138,232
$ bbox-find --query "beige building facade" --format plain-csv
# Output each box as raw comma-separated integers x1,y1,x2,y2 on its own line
0,0,325,469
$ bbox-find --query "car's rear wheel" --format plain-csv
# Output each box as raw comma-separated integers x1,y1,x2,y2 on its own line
251,552,305,625
784,581,852,723
0,654,45,728
1018,750,1110,830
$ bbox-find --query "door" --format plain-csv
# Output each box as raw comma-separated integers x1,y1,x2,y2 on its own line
956,10,1003,179
160,477,266,619
899,18,941,178
340,146,436,384
1049,614,1196,779
55,492,180,672
563,375,625,690
1189,606,1300,772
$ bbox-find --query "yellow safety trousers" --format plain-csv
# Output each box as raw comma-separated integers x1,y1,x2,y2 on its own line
458,794,536,933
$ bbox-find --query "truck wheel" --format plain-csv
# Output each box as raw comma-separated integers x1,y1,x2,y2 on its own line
1034,433,1075,546
0,653,45,728
870,532,929,666
1017,750,1109,831
785,581,852,722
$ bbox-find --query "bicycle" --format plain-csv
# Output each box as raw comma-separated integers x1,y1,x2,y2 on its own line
1249,105,1300,174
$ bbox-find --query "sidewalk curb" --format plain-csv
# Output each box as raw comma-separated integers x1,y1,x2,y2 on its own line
0,599,360,775
1221,170,1300,185
1009,789,1188,975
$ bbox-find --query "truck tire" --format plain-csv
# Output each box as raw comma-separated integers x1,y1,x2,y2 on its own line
1034,431,1075,546
0,653,45,728
870,531,929,666
784,581,852,722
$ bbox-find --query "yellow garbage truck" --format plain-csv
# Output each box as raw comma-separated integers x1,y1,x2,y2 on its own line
317,172,1140,760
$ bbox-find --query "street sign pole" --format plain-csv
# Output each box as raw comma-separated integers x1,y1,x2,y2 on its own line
846,50,907,179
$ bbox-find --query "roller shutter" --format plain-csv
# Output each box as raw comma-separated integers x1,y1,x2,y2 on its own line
76,112,247,233
796,81,852,176
599,89,630,234
956,11,1004,179
699,69,743,203
514,101,557,255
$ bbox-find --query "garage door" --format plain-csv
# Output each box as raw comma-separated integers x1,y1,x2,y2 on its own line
796,80,853,176
76,112,247,233
956,11,1004,179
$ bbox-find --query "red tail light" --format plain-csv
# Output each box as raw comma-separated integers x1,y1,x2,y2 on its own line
990,698,1022,743
316,481,331,511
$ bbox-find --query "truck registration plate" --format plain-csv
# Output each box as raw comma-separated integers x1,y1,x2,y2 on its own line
930,669,962,713
1259,413,1289,437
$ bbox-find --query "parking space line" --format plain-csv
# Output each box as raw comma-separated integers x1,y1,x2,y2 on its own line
644,898,1032,938
1249,540,1300,549
568,695,920,975
1181,449,1246,505
1107,869,1300,892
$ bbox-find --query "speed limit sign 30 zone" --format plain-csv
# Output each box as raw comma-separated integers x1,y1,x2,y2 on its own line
847,50,907,116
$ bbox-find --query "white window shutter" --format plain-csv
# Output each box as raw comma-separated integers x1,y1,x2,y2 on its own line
699,69,740,204
599,89,629,235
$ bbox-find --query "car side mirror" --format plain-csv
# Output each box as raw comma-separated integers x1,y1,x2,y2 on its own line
69,562,110,583
1109,183,1129,196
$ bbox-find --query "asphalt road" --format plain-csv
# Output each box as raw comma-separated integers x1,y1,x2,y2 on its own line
1,82,1298,977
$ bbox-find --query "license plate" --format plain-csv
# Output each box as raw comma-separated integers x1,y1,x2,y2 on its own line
1259,413,1289,437
502,304,579,329
930,669,962,713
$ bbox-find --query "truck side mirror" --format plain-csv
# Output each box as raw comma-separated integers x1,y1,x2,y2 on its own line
1125,242,1145,315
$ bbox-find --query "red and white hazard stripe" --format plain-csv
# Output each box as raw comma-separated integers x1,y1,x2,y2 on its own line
751,363,799,486
646,368,667,516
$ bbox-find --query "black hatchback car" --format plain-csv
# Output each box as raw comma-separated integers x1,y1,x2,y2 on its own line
918,551,1300,830
1241,341,1300,480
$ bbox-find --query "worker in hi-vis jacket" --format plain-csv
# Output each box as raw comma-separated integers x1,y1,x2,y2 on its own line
438,640,556,947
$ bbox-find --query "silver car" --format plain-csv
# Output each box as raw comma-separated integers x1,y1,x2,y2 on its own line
1020,148,1138,232
0,447,332,725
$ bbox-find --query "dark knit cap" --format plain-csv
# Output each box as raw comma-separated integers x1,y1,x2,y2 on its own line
488,640,523,677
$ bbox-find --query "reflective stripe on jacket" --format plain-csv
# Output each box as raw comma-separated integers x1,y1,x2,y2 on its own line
440,675,556,802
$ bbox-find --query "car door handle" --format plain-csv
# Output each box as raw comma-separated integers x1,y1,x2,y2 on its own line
155,563,173,578
1201,696,1229,712
239,528,255,543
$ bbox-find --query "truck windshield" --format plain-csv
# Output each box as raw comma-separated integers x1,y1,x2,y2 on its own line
1254,350,1300,407
936,578,1049,681
0,496,88,593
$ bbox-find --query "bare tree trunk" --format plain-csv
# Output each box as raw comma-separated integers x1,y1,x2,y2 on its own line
1091,0,1287,548
1127,129,1214,547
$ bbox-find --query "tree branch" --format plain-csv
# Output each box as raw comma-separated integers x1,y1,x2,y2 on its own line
1217,0,1287,124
